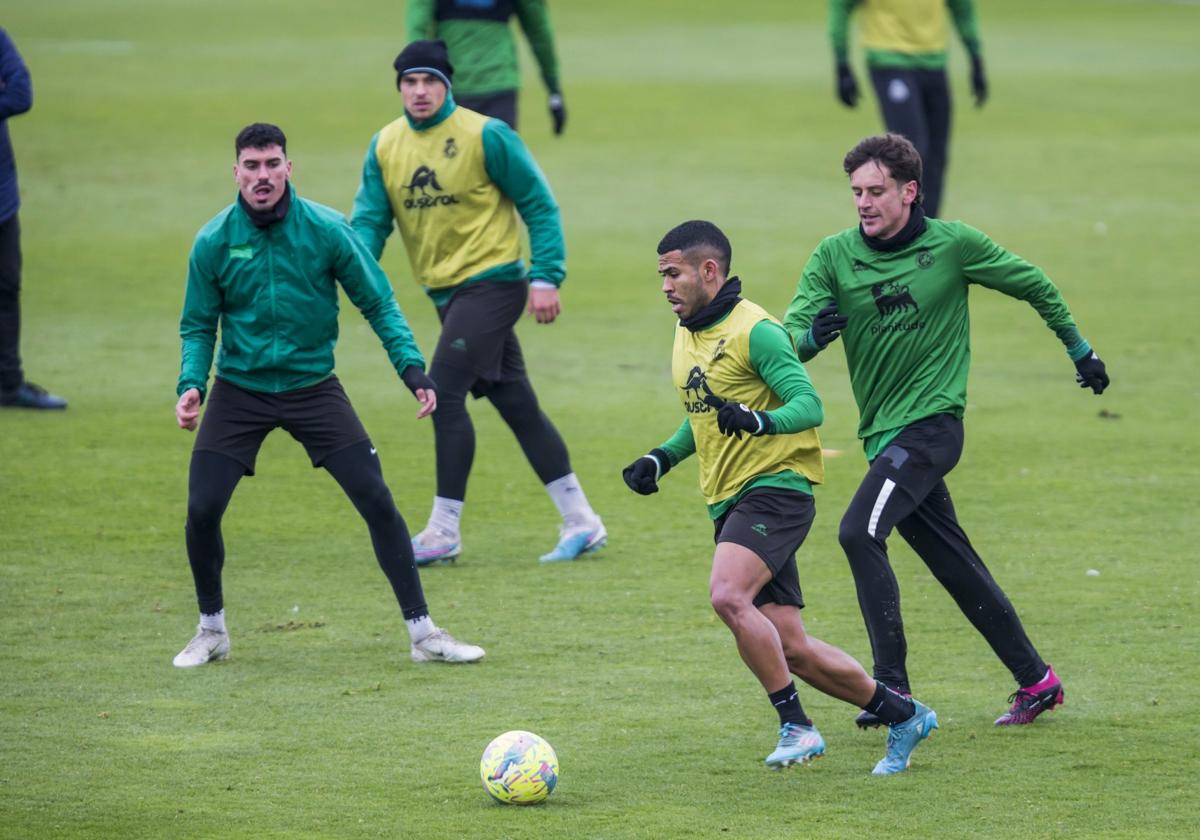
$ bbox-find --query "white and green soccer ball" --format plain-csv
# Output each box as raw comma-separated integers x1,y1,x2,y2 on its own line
479,730,558,805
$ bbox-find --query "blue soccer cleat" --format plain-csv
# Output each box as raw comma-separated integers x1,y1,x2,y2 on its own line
765,722,826,768
872,700,938,776
539,517,607,563
412,526,461,566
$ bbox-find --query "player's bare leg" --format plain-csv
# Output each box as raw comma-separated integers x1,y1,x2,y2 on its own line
760,602,876,706
762,600,938,775
710,543,825,767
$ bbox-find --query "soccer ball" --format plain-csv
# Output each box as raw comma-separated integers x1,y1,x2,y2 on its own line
479,730,558,805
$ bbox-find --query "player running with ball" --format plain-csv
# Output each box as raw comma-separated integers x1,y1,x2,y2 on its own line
623,220,937,774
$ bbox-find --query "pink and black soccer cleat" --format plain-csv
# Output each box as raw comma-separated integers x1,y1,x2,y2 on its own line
994,665,1064,726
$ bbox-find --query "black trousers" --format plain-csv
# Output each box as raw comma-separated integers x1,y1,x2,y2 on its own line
0,213,23,391
185,442,429,621
838,414,1046,691
428,282,571,501
869,67,951,218
454,90,518,130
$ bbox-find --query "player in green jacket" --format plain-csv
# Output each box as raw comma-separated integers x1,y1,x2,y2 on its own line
352,41,603,565
784,133,1110,727
173,122,484,669
829,0,987,218
407,0,565,133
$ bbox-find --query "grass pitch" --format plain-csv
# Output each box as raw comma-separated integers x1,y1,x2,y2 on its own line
1,1,1198,837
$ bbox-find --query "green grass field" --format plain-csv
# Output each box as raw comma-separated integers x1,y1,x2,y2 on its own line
2,1,1198,837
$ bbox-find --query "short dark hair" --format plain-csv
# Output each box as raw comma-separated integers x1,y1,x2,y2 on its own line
843,133,923,205
657,220,732,277
235,123,287,158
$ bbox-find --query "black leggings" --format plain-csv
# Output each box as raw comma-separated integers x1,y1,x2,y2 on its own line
869,67,951,218
427,361,571,501
838,415,1046,691
185,442,428,619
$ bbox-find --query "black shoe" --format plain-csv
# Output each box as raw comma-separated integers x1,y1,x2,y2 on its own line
855,689,912,729
0,381,68,409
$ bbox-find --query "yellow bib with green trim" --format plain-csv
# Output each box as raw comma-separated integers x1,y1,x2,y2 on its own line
672,300,824,506
860,0,948,54
374,107,521,291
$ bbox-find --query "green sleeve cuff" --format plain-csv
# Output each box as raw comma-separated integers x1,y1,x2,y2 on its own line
796,328,821,360
1067,339,1092,362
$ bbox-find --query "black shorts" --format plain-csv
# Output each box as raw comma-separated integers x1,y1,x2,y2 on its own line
714,488,815,608
433,280,528,398
193,376,369,475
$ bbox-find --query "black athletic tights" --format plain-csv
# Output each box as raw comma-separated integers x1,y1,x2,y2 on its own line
428,362,571,501
184,442,428,619
837,415,1047,691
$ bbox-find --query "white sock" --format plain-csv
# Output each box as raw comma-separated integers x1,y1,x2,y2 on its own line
200,609,226,633
428,496,463,534
545,473,596,527
406,614,436,643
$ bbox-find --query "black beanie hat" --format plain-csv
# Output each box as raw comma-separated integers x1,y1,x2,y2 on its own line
393,40,454,90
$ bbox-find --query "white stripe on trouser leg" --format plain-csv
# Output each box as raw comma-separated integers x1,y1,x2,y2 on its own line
868,479,897,538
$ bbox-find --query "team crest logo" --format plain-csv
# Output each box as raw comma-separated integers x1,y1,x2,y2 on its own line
870,281,919,316
444,137,458,158
916,249,935,269
402,166,460,209
887,78,911,103
710,338,727,363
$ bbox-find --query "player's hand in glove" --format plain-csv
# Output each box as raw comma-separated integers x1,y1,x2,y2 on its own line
836,62,860,108
703,395,774,440
548,93,566,135
970,53,988,107
811,303,849,349
1074,350,1109,395
622,448,671,495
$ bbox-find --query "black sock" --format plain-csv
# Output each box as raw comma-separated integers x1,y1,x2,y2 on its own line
768,682,811,727
863,682,917,725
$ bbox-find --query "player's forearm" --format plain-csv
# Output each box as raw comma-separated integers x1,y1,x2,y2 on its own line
947,0,982,54
782,304,821,363
0,35,32,118
178,340,215,399
750,322,825,433
828,0,856,61
515,0,561,92
658,418,696,466
361,294,427,375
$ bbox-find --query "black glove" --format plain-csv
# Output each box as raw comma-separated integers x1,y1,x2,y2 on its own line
1074,350,1109,395
400,365,436,396
548,93,566,135
836,62,860,108
622,448,671,495
970,53,988,107
811,304,849,349
703,395,773,440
